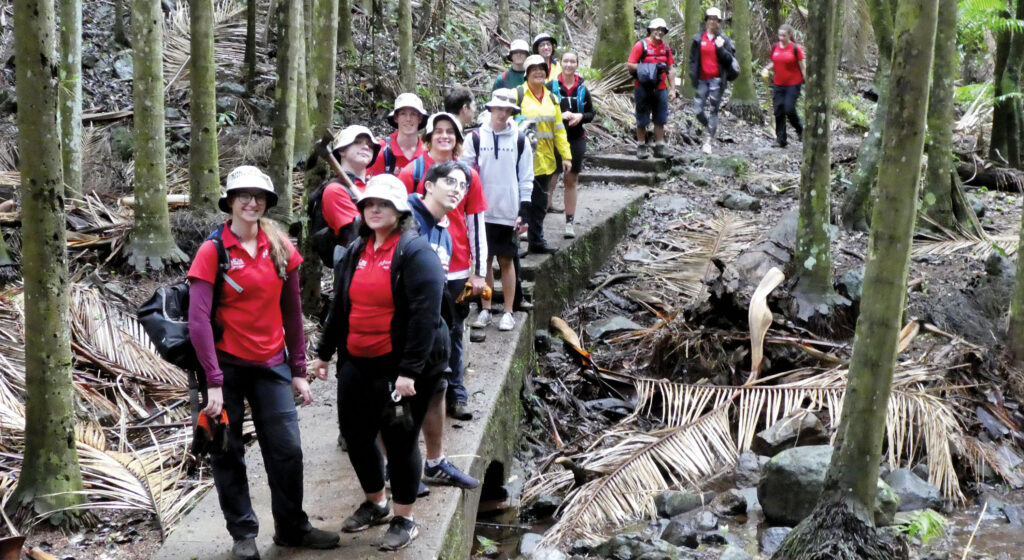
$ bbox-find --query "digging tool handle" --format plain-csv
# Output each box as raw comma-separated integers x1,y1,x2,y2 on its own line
315,133,359,193
28,548,59,560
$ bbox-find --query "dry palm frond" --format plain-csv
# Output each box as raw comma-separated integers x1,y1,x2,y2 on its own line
164,1,252,90
912,215,1016,258
537,407,737,547
956,435,1024,488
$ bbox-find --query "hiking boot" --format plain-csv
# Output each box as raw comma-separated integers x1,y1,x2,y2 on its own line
232,538,260,560
773,140,787,148
342,500,391,532
636,143,650,159
498,312,516,332
377,516,419,551
529,243,558,255
696,112,708,128
653,143,671,159
471,309,491,328
448,402,473,420
564,223,576,239
701,140,713,155
273,527,340,550
423,458,479,488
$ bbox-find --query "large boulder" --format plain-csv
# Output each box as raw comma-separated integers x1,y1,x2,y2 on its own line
734,451,766,487
751,410,829,456
654,490,714,518
659,509,718,548
711,489,747,516
592,534,685,560
882,468,943,511
759,526,792,556
758,445,900,526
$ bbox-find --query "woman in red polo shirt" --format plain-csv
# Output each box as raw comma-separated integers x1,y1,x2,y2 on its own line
315,125,379,267
312,174,450,551
187,166,338,559
766,24,806,148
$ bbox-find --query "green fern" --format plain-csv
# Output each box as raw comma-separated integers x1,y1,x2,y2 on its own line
894,509,948,545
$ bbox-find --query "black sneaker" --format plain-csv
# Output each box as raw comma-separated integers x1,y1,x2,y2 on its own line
529,244,558,255
423,458,480,489
231,537,260,560
342,500,391,532
447,402,473,421
273,527,340,549
377,516,419,551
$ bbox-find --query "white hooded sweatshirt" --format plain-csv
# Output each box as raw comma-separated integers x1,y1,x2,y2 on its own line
461,120,534,226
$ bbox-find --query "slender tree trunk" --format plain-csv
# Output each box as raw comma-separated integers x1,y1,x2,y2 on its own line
991,20,1011,161
113,0,129,46
127,0,186,271
58,0,83,199
9,0,85,523
681,0,701,98
991,2,1024,168
268,0,300,222
921,0,959,230
774,0,939,556
294,0,312,162
497,0,510,38
399,0,415,92
728,0,761,122
189,0,220,214
245,0,257,94
765,0,782,37
337,0,355,57
792,0,842,320
593,0,635,71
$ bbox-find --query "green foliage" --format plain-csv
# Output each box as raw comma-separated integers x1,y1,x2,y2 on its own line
217,110,236,128
474,535,499,557
954,81,993,106
579,67,603,81
959,0,1024,54
833,96,871,130
894,509,948,545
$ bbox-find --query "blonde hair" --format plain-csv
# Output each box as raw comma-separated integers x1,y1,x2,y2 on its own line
258,218,291,280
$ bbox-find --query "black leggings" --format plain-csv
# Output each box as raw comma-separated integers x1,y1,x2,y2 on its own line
337,355,441,505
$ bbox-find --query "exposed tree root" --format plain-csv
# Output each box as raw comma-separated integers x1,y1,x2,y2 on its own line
772,500,909,560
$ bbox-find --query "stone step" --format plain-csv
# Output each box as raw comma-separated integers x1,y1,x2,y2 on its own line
579,169,658,186
588,152,672,173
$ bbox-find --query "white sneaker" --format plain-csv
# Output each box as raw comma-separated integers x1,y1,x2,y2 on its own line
471,309,491,328
564,223,576,239
498,312,515,331
701,140,713,155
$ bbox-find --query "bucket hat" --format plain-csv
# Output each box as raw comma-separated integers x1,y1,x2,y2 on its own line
424,112,464,144
506,39,531,61
357,174,412,214
531,33,557,53
219,165,278,213
524,54,550,78
386,93,429,129
485,89,521,113
330,125,381,161
705,7,723,20
648,18,669,32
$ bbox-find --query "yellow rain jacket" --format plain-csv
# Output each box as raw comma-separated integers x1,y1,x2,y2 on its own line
518,84,572,176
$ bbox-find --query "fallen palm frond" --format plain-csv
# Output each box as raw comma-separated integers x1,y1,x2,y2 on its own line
535,407,737,547
912,215,1015,258
164,0,254,90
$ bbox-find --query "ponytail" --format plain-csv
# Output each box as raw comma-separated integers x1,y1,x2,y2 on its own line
259,218,291,280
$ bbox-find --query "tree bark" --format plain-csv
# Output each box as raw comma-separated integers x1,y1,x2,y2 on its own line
337,0,355,57
127,0,186,272
245,0,257,94
991,19,1011,162
399,0,415,92
189,0,220,214
294,0,312,162
59,0,82,199
727,0,761,122
268,0,300,222
775,0,938,555
921,0,959,230
113,0,129,46
592,0,634,71
991,2,1024,168
681,0,701,98
497,0,510,38
9,0,85,523
792,0,843,320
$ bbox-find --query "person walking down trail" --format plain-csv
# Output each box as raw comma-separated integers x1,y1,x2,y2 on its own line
312,175,451,552
517,54,572,254
493,39,531,91
551,51,595,239
762,24,805,148
532,33,561,81
369,93,429,176
444,87,479,132
627,18,678,160
688,7,737,155
462,89,534,332
188,166,340,560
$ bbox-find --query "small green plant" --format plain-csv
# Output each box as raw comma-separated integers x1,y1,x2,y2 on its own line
217,110,236,127
474,535,499,557
894,509,947,545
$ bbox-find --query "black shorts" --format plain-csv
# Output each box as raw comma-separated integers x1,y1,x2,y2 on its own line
569,137,586,174
485,223,518,258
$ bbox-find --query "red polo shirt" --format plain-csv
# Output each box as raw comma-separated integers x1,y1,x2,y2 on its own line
187,224,303,362
771,42,805,86
322,177,365,235
347,231,400,357
398,154,488,276
369,132,426,176
699,31,720,79
627,37,675,90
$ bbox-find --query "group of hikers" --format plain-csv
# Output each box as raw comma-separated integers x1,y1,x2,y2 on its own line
183,9,807,559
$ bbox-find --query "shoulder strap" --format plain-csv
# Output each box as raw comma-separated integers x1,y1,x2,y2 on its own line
516,133,525,166
640,39,648,62
793,43,799,57
502,70,508,80
384,136,396,174
471,129,481,156
516,86,525,107
413,156,425,191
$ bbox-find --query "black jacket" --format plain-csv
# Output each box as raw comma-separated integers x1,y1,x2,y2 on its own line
688,31,736,87
316,228,450,379
552,76,596,142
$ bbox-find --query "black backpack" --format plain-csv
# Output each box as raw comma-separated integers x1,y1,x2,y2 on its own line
381,136,398,175
307,176,359,266
638,40,673,89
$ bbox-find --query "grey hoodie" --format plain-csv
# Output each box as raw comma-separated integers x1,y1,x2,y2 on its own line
461,120,534,226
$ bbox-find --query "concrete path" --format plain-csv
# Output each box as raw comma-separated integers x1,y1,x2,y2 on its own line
154,184,647,560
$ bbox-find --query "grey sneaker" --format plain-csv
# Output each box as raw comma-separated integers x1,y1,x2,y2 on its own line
342,500,391,532
637,143,650,159
653,143,671,158
232,538,259,560
377,516,419,551
471,308,491,328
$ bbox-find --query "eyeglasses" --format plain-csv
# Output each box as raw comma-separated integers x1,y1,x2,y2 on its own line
440,176,469,192
235,192,268,205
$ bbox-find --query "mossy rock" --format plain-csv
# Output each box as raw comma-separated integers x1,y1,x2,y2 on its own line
706,155,749,178
110,125,134,162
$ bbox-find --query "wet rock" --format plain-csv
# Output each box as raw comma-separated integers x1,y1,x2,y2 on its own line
623,247,655,263
882,469,942,511
911,462,929,481
592,534,679,560
737,487,760,511
585,315,642,339
837,267,864,303
969,196,986,218
534,330,553,353
246,97,276,123
985,251,1013,278
520,533,543,555
734,451,764,487
1003,504,1024,527
719,545,752,560
217,81,247,96
165,107,182,120
751,410,829,456
216,95,238,113
526,494,562,519
711,489,747,516
759,526,792,556
82,52,100,69
113,54,133,79
707,155,748,177
698,530,744,547
684,171,711,187
758,445,900,526
718,190,761,211
661,508,719,548
733,209,796,289
650,194,691,214
655,490,714,518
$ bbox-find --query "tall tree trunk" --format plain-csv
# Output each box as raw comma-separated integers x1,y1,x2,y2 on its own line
58,0,82,199
9,0,85,523
398,0,415,92
497,0,510,38
991,2,1024,168
337,0,355,57
127,0,186,272
681,0,701,98
728,0,761,122
113,0,129,46
245,0,257,94
792,0,843,320
991,20,1011,162
765,0,782,37
773,0,938,557
294,0,312,162
268,0,300,222
592,0,634,71
921,0,959,230
189,0,220,214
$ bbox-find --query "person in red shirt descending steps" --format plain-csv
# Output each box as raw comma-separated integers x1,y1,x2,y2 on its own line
627,18,678,160
763,24,806,148
369,93,429,177
187,166,339,560
687,7,737,155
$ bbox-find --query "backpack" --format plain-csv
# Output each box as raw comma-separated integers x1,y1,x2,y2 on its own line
412,156,427,193
382,136,398,175
469,129,526,178
638,39,672,89
722,39,740,82
307,176,357,266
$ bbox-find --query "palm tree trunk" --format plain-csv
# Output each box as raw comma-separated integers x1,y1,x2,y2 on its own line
294,0,312,162
58,0,82,199
774,0,938,556
399,0,415,91
338,0,355,57
113,0,129,45
189,0,220,214
921,0,959,230
245,0,257,94
681,0,701,98
593,0,634,71
991,2,1024,168
268,0,300,222
727,0,761,123
127,0,186,272
9,0,85,522
497,0,510,38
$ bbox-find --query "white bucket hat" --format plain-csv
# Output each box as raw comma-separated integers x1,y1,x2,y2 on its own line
330,125,380,161
705,7,723,20
424,112,464,144
386,93,429,129
648,18,669,32
507,39,530,60
357,174,412,214
219,166,277,212
485,88,521,113
524,54,549,76
531,33,557,53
